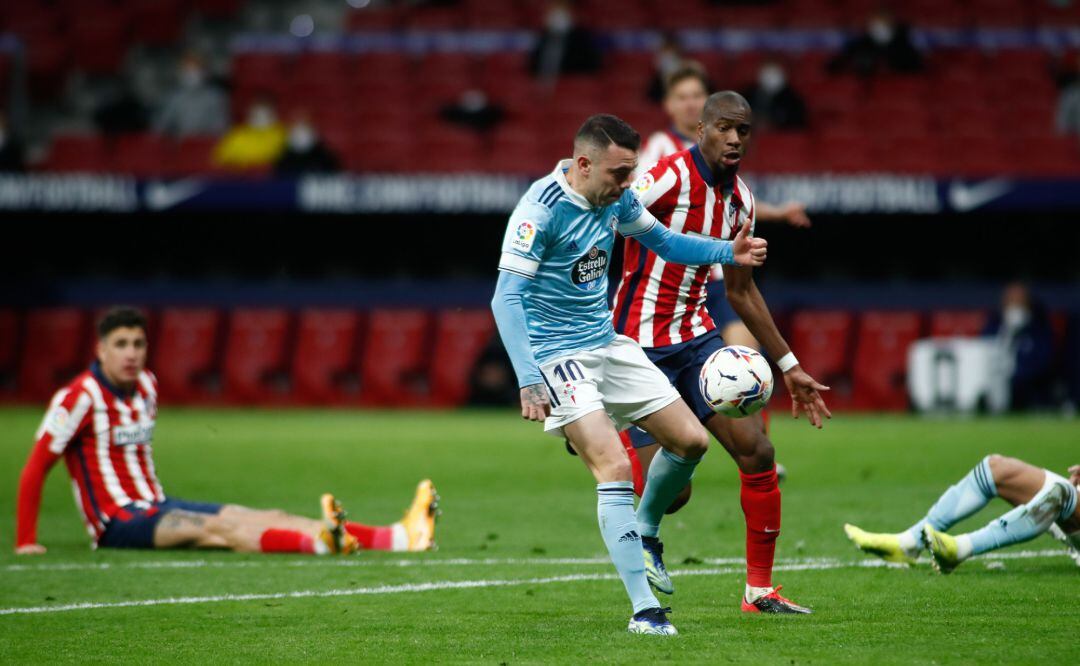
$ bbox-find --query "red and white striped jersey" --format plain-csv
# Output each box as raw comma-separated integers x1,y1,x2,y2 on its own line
613,145,755,348
28,366,164,542
636,129,694,179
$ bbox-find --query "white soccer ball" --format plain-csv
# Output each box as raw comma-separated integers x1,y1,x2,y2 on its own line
698,345,774,418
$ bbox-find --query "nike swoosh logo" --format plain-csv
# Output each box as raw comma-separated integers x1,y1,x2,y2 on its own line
145,179,205,211
948,179,1011,212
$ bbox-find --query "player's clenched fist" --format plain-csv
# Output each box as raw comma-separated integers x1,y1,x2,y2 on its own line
732,221,767,267
520,384,552,422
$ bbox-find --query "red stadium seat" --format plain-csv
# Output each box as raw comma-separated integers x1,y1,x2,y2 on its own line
0,309,21,399
851,311,923,410
17,308,90,402
428,309,495,406
359,309,431,406
113,133,173,177
153,308,222,404
44,135,110,172
785,310,854,409
292,309,362,405
928,310,989,338
222,309,293,404
172,136,218,175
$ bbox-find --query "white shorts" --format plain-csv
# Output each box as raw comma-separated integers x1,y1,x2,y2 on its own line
539,335,681,437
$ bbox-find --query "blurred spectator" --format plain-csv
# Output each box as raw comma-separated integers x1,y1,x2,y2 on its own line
467,339,517,406
828,8,923,77
1057,78,1080,140
440,90,505,132
93,82,148,135
646,34,690,103
739,59,808,131
154,52,229,138
212,95,287,170
529,0,602,80
983,282,1056,411
0,112,25,172
274,110,341,175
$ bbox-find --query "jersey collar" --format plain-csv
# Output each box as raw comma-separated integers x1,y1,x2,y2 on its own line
553,159,593,209
90,361,136,399
688,145,736,194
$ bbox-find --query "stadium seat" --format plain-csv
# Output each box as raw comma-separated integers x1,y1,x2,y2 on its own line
291,309,362,405
359,309,431,406
0,309,20,399
153,308,222,404
851,311,924,411
222,309,293,404
428,309,495,406
929,310,989,338
113,133,173,178
43,135,109,173
17,308,90,402
786,310,855,409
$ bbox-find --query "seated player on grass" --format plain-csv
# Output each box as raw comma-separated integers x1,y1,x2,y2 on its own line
15,307,438,556
845,455,1080,573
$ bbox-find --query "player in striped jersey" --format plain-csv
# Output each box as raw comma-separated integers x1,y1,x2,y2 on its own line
610,92,830,614
15,307,437,556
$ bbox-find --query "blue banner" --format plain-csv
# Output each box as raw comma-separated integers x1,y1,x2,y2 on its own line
0,174,1077,215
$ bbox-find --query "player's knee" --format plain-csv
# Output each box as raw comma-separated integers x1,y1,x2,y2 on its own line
678,426,710,459
986,454,1017,481
597,455,634,483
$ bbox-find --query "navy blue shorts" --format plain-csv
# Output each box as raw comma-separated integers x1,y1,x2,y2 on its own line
705,280,740,330
627,328,726,448
98,498,223,549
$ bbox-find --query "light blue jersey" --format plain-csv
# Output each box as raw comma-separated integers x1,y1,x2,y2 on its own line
493,160,741,388
497,161,652,365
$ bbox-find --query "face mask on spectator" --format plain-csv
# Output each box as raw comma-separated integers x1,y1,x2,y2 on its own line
1003,305,1030,330
459,90,488,112
758,65,786,93
868,18,894,44
546,7,573,33
656,50,682,77
288,123,316,151
180,66,204,89
248,105,276,128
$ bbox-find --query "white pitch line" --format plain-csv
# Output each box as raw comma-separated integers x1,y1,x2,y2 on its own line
0,553,1072,617
2,548,1069,574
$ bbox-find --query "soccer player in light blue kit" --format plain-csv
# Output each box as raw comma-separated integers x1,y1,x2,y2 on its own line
491,115,767,635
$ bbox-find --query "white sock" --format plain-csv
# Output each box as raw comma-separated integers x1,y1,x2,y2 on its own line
390,523,408,552
955,534,973,561
745,583,773,602
896,530,922,556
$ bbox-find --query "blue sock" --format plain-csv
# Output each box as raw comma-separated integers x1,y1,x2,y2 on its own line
966,474,1073,556
637,449,701,539
597,481,659,614
905,456,997,545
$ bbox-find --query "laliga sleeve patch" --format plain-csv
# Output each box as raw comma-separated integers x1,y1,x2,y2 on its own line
46,406,71,436
511,220,537,252
632,172,654,196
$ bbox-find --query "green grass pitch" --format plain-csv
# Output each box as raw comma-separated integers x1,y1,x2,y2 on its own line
0,407,1077,663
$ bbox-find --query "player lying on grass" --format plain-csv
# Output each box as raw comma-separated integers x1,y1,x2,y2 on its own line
15,307,437,556
845,455,1080,573
604,92,829,614
491,114,767,635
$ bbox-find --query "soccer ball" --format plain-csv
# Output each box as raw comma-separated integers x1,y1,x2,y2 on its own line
699,345,774,417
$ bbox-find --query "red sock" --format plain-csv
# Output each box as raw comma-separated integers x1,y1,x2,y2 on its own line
618,430,645,497
259,529,315,554
345,522,394,550
740,466,781,588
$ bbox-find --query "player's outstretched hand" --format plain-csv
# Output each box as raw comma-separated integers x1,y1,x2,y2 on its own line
783,367,831,429
1069,464,1080,487
779,201,811,229
520,384,552,422
15,543,46,555
733,221,767,267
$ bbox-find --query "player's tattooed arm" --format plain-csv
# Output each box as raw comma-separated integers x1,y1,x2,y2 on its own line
520,383,551,422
